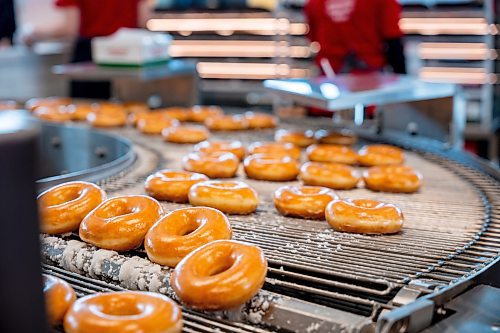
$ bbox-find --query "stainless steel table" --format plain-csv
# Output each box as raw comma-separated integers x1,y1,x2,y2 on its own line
52,60,199,106
264,74,466,149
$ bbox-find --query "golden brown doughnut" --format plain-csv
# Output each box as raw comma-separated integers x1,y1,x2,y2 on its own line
137,117,179,135
244,111,278,129
145,207,232,267
170,240,267,310
326,199,404,234
64,291,182,333
193,140,246,160
182,151,239,179
273,185,338,219
25,97,71,111
243,154,300,181
189,105,224,122
275,129,315,147
363,165,422,193
357,144,405,166
248,141,301,159
86,107,127,128
43,274,76,326
145,169,208,203
33,106,73,123
66,103,95,121
79,195,163,251
205,114,249,131
299,162,360,190
0,100,17,110
315,129,357,145
188,180,259,215
306,144,358,165
162,125,209,144
38,181,106,234
158,107,190,122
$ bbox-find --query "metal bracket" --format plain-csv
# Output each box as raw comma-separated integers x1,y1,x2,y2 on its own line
376,299,434,333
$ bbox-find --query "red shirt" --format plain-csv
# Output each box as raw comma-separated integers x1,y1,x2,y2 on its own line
55,0,142,38
304,0,402,73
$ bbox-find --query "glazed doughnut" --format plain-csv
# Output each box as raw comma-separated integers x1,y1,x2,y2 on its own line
33,106,73,123
363,165,422,193
158,107,190,122
162,125,209,144
25,97,71,111
138,117,179,135
189,105,223,122
275,129,315,147
43,274,76,326
299,162,360,190
67,103,95,121
171,240,267,310
315,129,357,145
357,144,404,166
273,185,338,219
0,100,17,110
326,199,404,234
244,111,278,129
306,144,358,165
145,169,208,203
128,110,152,126
182,151,239,179
38,181,106,234
189,180,259,214
194,140,246,160
243,154,300,181
64,291,182,333
248,141,301,159
79,195,163,251
87,108,127,128
205,114,249,131
145,207,232,267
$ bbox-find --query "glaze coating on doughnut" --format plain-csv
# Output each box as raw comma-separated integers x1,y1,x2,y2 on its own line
38,181,106,234
357,144,404,166
273,185,338,219
205,114,249,131
145,207,232,267
363,165,422,193
182,151,239,179
243,154,300,181
170,240,267,310
244,111,278,129
194,140,246,160
162,125,209,144
67,103,95,121
33,106,73,123
188,180,259,214
306,144,358,165
315,129,357,145
25,97,71,111
138,117,179,135
299,162,360,190
43,274,76,326
79,195,163,251
145,170,208,203
326,199,404,234
189,105,223,122
248,141,301,159
87,108,127,128
64,291,182,333
275,129,315,147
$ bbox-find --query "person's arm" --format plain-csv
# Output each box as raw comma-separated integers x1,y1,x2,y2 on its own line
21,1,79,46
380,0,406,74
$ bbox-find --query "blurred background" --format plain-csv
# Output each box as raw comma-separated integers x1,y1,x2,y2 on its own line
0,0,498,161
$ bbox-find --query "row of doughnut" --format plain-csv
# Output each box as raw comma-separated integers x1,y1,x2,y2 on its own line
38,181,267,332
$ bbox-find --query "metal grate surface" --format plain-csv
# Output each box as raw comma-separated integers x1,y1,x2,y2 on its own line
41,118,500,332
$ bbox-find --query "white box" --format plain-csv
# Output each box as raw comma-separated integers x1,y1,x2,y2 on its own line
92,28,171,66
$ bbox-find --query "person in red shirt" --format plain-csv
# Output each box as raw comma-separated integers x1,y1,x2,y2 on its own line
22,0,153,98
304,0,406,74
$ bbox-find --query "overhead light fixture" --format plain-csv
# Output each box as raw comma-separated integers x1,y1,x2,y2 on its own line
419,67,496,85
418,42,496,60
399,18,492,35
196,62,310,79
